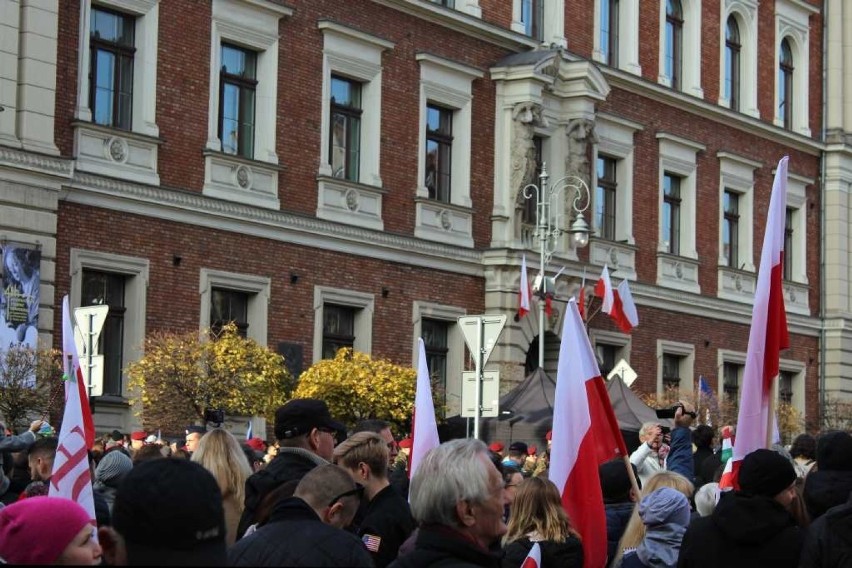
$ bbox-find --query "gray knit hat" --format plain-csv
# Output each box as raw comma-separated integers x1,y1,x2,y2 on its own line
96,450,133,484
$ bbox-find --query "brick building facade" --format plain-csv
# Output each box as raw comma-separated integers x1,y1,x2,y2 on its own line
1,0,838,435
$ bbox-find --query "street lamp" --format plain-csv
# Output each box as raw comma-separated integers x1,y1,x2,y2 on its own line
523,162,592,369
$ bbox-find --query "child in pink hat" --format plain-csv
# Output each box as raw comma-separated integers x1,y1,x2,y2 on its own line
0,496,101,565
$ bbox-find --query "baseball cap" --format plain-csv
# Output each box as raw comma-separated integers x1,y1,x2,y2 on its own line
112,459,226,566
130,431,147,441
274,399,345,440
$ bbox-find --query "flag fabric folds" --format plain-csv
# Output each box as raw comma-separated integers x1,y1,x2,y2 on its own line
409,338,440,480
549,298,628,568
521,542,542,568
593,265,614,314
610,279,639,333
518,255,532,319
49,296,97,535
730,156,791,489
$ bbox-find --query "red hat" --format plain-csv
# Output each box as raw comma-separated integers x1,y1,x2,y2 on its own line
528,444,537,456
545,430,553,441
488,442,504,453
399,438,412,449
246,438,266,452
130,431,147,441
0,497,94,564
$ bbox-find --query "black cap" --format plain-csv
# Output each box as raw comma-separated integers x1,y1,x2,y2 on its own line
111,429,124,442
274,398,345,441
186,425,207,436
112,459,226,566
739,449,797,498
508,441,528,455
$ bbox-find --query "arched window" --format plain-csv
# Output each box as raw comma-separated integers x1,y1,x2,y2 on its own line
779,39,794,129
724,15,741,111
665,0,683,89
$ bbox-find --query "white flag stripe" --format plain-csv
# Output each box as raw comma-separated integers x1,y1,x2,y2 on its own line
410,338,440,479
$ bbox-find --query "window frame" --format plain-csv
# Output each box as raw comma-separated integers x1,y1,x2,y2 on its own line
779,39,794,130
722,189,740,269
80,269,127,397
313,287,374,363
595,154,618,241
210,287,250,338
662,172,682,255
774,0,815,135
412,301,466,417
717,349,746,403
664,0,683,91
724,15,741,112
656,339,694,396
218,43,258,159
425,103,454,203
512,0,566,48
329,75,363,182
89,6,136,131
199,269,270,346
322,303,357,359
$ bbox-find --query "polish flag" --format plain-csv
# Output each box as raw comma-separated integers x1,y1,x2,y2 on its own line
409,338,440,480
49,296,97,537
610,279,639,333
521,542,542,568
577,272,586,321
549,298,628,568
593,265,614,314
729,156,790,488
518,255,532,319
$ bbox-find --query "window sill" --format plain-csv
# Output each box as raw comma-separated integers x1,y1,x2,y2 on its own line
72,121,162,186
783,280,809,315
316,175,387,231
717,265,756,304
202,150,282,210
413,197,473,248
589,239,637,280
656,253,701,294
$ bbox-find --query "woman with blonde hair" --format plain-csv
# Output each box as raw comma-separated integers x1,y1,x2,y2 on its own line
611,470,694,567
192,428,253,545
501,476,583,567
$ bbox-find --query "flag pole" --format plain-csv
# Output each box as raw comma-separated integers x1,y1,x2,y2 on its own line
766,377,778,448
622,455,641,502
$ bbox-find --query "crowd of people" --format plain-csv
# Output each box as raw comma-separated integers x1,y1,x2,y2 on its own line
0,397,850,567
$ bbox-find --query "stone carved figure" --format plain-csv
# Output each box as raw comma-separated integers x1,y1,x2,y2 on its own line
512,102,546,240
565,118,598,188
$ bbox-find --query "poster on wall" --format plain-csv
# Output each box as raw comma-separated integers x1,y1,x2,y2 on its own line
0,243,41,351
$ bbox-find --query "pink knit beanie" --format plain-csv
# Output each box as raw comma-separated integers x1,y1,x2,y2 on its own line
0,496,93,564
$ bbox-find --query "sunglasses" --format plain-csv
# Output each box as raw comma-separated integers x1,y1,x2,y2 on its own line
328,483,365,508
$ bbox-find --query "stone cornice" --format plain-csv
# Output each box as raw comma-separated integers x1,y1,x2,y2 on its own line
0,146,73,178
64,173,484,276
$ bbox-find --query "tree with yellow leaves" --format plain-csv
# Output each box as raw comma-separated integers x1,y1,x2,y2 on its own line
127,324,294,432
294,348,419,432
0,345,64,432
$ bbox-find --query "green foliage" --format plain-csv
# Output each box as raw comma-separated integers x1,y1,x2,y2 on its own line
294,348,417,432
0,345,64,432
127,323,294,431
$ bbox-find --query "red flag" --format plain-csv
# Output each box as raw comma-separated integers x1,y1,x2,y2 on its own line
49,296,97,537
410,338,440,480
518,255,532,319
593,265,614,314
610,279,639,333
730,156,790,488
521,542,542,568
549,298,627,568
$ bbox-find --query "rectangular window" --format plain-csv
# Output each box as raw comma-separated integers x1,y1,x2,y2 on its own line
665,3,683,90
90,7,135,130
210,288,249,338
521,0,544,40
723,190,740,268
663,173,681,255
601,0,619,66
425,104,453,203
723,362,741,398
81,270,126,397
596,343,618,379
779,370,794,405
219,44,257,159
329,75,362,182
322,304,356,359
429,0,455,6
784,208,794,281
596,155,617,241
662,354,681,392
422,318,449,398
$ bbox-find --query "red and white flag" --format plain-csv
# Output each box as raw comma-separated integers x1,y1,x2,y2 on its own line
577,271,586,321
49,296,97,535
410,338,440,480
730,156,790,488
549,298,628,568
610,279,639,333
521,542,542,568
518,255,532,319
593,265,614,314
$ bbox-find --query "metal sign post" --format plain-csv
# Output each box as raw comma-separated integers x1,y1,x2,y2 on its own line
458,314,507,440
74,306,109,398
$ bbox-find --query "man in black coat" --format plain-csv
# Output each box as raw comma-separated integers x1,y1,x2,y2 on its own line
229,464,374,567
334,431,416,568
236,398,345,538
799,489,852,567
677,448,803,568
390,439,506,568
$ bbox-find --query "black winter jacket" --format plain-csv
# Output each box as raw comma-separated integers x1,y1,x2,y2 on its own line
390,524,500,568
803,469,852,521
677,491,803,568
501,536,583,568
605,502,634,567
236,448,325,537
229,497,374,567
799,491,852,568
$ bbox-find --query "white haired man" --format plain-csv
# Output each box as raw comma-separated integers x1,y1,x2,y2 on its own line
390,438,506,568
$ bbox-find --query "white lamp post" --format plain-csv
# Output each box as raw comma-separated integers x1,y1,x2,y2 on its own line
523,162,592,369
